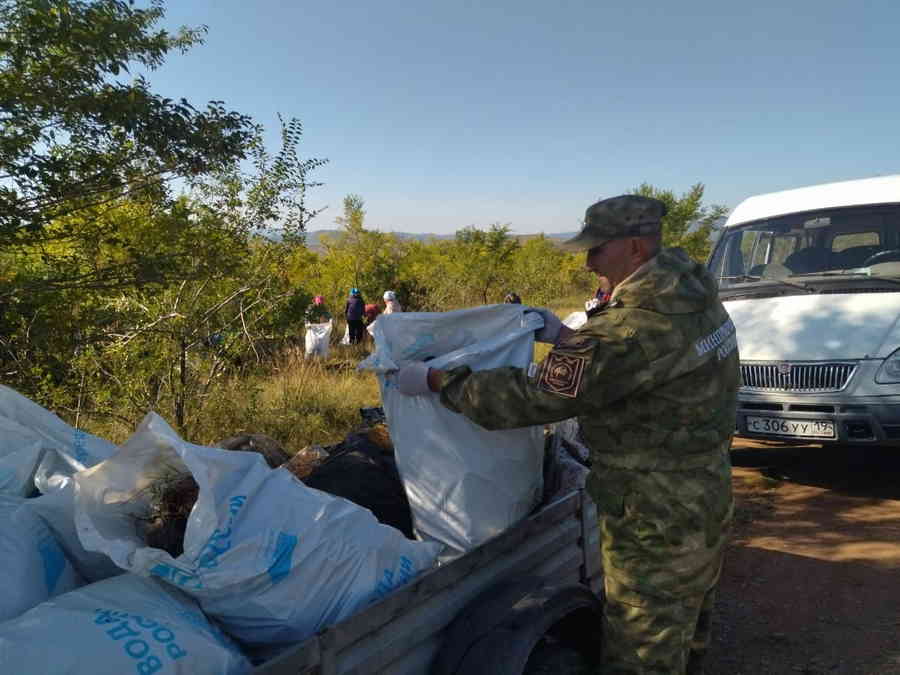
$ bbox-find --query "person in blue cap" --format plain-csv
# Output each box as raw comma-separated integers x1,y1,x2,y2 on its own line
345,288,365,344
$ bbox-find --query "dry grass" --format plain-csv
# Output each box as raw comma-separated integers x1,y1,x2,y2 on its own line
83,300,593,451
191,344,381,453
82,342,382,454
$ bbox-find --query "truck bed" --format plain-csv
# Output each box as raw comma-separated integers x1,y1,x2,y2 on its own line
253,489,600,675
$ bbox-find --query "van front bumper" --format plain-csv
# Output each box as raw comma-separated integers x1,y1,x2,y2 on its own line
735,392,900,446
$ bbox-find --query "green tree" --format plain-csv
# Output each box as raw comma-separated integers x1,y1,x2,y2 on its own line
0,0,253,248
508,235,592,307
332,194,366,288
335,194,365,232
1,117,324,431
73,118,323,433
631,183,727,261
453,224,520,305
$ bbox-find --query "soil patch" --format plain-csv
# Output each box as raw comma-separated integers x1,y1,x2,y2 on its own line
707,440,900,674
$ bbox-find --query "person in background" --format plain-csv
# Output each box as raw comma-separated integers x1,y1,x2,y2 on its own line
364,301,381,326
383,290,403,314
585,277,612,317
503,291,522,304
345,288,365,344
304,295,331,323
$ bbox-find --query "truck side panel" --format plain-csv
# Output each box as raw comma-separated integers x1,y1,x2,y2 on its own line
252,491,599,675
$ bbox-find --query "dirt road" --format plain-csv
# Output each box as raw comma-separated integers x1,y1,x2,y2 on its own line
707,439,900,674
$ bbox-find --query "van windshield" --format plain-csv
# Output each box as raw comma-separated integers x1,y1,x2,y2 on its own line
708,204,900,296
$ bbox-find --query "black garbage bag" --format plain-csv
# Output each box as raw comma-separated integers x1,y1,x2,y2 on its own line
216,433,290,468
359,406,386,427
304,432,414,539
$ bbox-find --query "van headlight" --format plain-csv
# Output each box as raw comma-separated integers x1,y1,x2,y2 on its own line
876,348,900,383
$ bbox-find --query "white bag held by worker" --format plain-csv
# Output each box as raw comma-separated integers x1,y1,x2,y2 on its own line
75,413,442,653
340,323,351,345
360,305,545,556
0,384,117,494
305,320,333,357
0,573,251,675
0,495,84,622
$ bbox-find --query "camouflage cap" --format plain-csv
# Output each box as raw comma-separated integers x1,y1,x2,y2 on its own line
561,195,668,252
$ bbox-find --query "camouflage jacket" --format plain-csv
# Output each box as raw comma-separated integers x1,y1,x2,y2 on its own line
438,247,740,473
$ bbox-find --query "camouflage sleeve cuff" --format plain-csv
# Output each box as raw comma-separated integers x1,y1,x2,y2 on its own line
437,365,474,413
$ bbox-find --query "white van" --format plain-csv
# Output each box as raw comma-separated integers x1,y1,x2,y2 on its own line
707,175,900,446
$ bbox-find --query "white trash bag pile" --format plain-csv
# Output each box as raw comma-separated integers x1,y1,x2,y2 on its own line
0,384,442,672
360,304,546,557
75,412,442,656
0,574,252,675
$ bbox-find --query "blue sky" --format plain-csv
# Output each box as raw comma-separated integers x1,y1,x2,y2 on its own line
148,0,899,234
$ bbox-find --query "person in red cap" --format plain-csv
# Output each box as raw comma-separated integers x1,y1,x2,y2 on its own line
304,295,331,323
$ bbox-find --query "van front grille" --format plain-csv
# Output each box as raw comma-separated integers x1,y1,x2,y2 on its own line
740,362,856,393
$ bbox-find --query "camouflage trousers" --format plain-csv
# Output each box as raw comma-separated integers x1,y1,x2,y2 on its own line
600,575,717,674
587,456,732,675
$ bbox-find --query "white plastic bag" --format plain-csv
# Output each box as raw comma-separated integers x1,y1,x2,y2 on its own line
304,320,333,357
0,416,48,496
340,323,351,345
0,385,117,494
0,495,84,621
0,573,251,675
0,388,122,581
75,413,442,652
25,484,124,583
544,419,591,504
360,305,545,555
562,311,588,330
0,418,46,497
0,446,43,497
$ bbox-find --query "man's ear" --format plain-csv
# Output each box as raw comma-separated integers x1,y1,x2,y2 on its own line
630,237,644,263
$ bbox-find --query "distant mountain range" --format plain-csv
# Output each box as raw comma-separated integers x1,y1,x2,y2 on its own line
300,229,579,250
278,218,724,250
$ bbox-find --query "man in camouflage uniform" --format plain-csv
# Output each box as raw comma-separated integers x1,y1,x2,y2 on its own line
397,195,740,674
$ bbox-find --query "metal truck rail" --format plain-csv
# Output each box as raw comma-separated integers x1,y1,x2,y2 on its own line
254,488,602,675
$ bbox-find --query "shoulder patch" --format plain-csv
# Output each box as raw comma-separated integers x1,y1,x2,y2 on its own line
538,350,588,398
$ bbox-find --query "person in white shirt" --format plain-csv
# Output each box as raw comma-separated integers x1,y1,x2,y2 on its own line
382,290,402,314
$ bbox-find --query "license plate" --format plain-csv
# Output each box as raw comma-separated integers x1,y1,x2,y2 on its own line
746,416,836,439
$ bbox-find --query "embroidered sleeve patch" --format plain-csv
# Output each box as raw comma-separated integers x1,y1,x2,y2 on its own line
538,351,588,398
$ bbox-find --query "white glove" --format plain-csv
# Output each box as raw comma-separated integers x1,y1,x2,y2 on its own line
528,307,563,344
396,362,432,395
